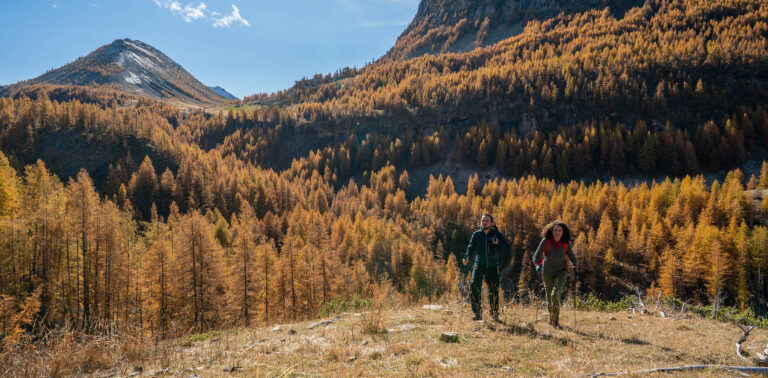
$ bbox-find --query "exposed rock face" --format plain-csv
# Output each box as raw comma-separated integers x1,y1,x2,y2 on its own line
19,38,226,105
386,0,644,60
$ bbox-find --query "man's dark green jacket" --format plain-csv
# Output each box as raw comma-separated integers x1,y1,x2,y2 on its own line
463,226,510,269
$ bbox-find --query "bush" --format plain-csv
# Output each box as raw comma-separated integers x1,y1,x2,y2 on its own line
685,301,768,328
361,306,387,335
573,293,632,312
318,295,373,317
578,294,768,329
182,330,222,345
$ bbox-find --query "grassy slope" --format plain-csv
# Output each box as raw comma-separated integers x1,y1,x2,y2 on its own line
20,298,768,377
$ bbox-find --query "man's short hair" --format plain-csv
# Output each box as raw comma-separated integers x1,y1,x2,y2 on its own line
482,213,494,222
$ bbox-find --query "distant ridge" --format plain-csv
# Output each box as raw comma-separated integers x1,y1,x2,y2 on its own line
209,85,238,100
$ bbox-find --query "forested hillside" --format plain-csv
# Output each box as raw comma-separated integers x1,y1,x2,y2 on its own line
242,0,768,179
2,122,768,342
385,0,644,59
2,0,768,357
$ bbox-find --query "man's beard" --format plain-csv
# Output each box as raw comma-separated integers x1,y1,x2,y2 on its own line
482,225,491,230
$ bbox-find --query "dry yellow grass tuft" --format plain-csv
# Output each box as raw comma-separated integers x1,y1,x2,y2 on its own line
3,299,768,377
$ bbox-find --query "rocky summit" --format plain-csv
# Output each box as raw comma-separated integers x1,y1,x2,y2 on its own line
14,38,228,105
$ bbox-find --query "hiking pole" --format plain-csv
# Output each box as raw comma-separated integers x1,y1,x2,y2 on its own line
496,256,503,323
494,230,509,324
571,271,576,329
534,277,541,324
571,268,583,329
458,276,466,323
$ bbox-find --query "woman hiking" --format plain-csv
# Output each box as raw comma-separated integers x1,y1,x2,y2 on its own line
532,220,579,328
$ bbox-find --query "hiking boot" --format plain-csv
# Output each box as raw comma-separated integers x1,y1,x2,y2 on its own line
553,320,562,329
491,314,500,322
472,314,482,321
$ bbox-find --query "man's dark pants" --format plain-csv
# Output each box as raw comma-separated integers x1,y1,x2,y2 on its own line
470,265,500,318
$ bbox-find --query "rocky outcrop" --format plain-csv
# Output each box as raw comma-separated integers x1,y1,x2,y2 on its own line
386,0,644,60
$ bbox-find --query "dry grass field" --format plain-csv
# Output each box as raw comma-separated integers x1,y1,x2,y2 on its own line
4,294,768,377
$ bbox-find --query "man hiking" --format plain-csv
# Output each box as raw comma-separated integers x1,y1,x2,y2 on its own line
462,213,510,321
532,220,580,329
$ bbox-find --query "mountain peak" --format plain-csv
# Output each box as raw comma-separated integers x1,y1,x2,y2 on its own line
111,37,139,46
109,38,138,48
107,38,166,58
20,38,226,105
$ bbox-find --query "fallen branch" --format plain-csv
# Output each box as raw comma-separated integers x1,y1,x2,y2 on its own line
756,343,768,366
736,324,756,360
591,365,768,377
307,315,340,330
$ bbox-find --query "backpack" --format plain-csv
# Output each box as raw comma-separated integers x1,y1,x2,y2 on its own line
485,227,510,268
539,239,569,272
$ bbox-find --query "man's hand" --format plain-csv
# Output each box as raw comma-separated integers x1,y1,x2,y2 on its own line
535,265,542,279
491,236,499,245
462,258,469,266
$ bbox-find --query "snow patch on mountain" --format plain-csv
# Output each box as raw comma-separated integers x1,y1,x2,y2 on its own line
124,50,161,73
124,72,141,84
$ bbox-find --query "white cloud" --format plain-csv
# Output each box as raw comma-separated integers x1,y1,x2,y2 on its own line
152,1,249,27
154,0,182,12
212,5,250,28
181,3,207,22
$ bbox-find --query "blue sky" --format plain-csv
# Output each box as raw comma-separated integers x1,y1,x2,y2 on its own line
0,0,420,98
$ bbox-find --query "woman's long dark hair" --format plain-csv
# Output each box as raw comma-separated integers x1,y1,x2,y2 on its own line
541,220,571,243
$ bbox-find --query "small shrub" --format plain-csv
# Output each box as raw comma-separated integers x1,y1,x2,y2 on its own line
578,294,768,329
324,347,343,362
73,339,114,374
361,307,387,335
406,357,425,376
121,335,150,362
319,295,374,317
390,343,410,356
183,330,221,343
573,293,631,312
